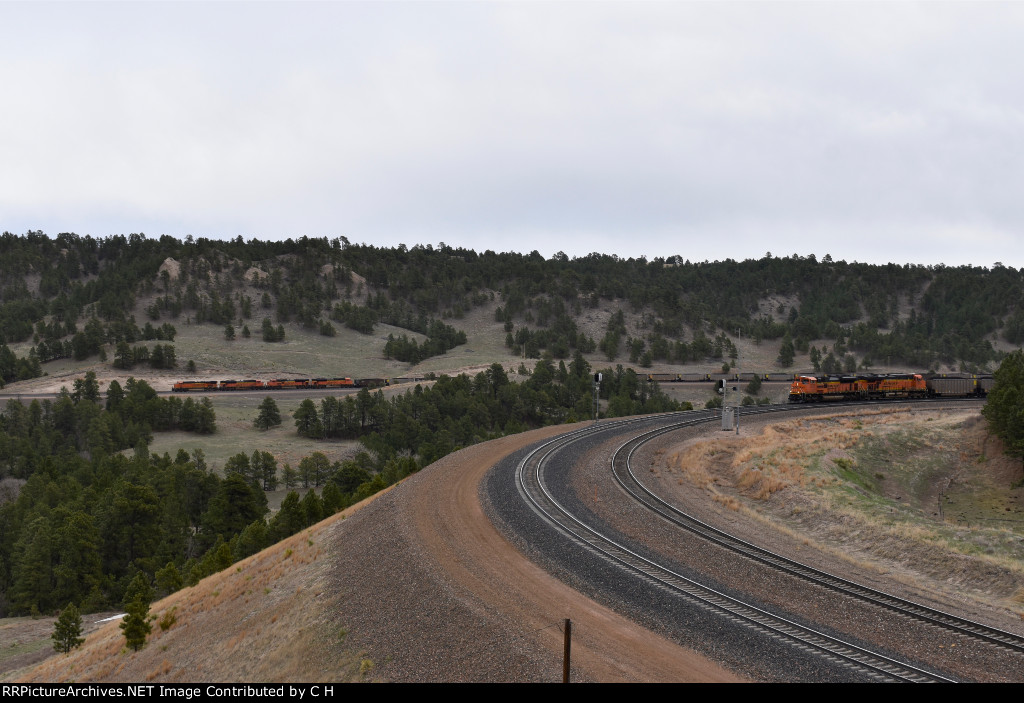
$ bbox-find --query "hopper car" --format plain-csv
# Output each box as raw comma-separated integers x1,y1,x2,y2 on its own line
172,377,387,392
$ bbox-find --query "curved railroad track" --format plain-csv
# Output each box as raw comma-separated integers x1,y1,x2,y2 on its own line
511,402,1023,682
611,406,1024,656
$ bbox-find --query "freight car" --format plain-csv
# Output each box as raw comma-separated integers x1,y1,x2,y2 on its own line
357,378,388,388
646,373,683,383
172,377,388,392
643,372,801,384
924,373,993,398
708,372,737,382
679,373,711,382
645,373,711,382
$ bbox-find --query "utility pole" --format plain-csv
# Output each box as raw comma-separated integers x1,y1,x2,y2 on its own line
593,373,602,422
563,618,572,683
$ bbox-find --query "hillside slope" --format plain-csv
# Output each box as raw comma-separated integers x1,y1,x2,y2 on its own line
12,425,740,683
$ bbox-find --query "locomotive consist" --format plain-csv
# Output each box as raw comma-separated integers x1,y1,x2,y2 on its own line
787,373,993,403
171,377,388,392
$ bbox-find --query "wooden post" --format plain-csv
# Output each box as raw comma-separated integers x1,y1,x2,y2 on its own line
563,618,571,683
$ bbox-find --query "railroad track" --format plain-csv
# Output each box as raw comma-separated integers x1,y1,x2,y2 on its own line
514,403,1018,682
611,404,1024,657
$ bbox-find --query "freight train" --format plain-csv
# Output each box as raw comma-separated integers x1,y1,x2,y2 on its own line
172,377,388,392
643,371,993,401
787,373,993,403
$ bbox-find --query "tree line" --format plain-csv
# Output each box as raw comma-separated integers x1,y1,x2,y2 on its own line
0,374,218,615
4,232,1021,377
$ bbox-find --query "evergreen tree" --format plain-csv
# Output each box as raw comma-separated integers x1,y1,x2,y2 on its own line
203,473,268,539
52,603,85,654
321,482,344,515
745,375,763,396
154,562,183,597
72,371,101,403
777,333,795,368
268,492,304,541
293,399,321,438
261,317,278,342
983,350,1024,461
120,597,151,652
119,572,153,652
122,572,154,608
10,516,54,614
281,462,298,489
298,452,331,488
300,489,324,527
194,397,217,434
253,397,282,430
113,341,134,370
253,450,278,490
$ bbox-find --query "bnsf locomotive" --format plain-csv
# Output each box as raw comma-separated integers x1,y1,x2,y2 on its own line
172,377,388,392
788,373,993,403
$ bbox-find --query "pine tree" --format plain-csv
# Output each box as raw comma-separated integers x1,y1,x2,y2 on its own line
293,399,321,438
155,562,183,596
777,333,795,368
281,463,298,489
300,489,324,527
52,603,85,654
123,572,154,608
120,572,153,651
120,597,151,652
983,350,1024,461
253,397,282,430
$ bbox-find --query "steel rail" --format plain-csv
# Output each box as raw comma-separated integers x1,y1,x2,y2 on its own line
515,412,955,683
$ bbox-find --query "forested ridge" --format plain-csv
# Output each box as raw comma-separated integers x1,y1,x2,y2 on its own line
0,230,1020,621
0,232,1018,388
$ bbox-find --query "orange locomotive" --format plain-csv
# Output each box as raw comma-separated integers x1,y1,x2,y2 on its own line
265,378,311,390
219,379,265,391
310,377,356,388
788,373,928,402
170,380,218,392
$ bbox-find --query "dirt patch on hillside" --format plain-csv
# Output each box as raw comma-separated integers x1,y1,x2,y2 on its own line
158,258,181,282
245,266,269,284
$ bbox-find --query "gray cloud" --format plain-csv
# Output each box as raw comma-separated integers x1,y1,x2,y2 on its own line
2,1,1022,267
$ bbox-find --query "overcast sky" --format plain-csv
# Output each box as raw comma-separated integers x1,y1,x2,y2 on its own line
2,1,1023,268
